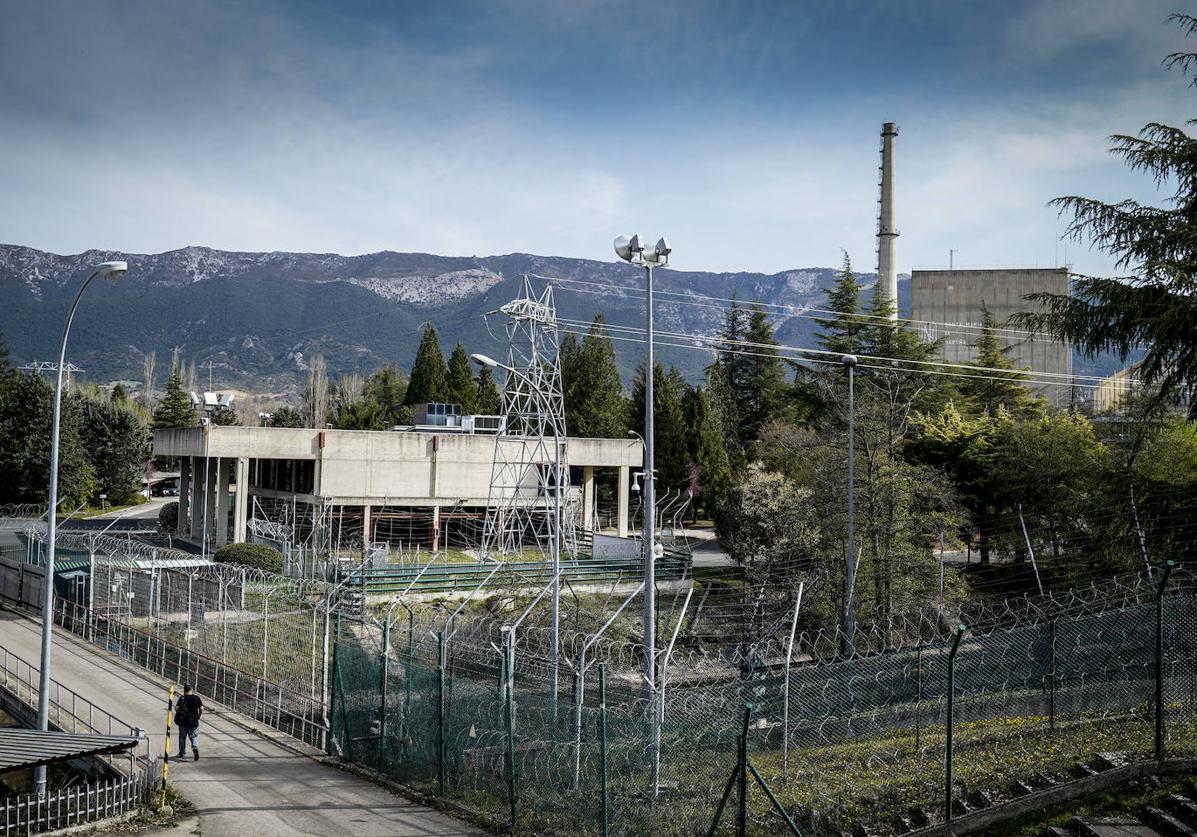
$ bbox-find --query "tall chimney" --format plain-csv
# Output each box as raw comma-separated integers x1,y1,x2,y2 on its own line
877,122,899,320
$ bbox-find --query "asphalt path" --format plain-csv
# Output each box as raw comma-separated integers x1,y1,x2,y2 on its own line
0,607,486,836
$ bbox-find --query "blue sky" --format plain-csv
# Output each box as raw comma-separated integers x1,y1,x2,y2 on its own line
0,0,1192,275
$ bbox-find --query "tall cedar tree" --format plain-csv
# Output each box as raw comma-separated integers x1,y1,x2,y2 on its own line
963,307,1038,417
405,325,449,406
630,363,690,493
687,385,733,517
1012,14,1197,418
446,343,478,414
817,252,864,354
152,368,196,428
475,367,502,414
718,295,748,408
561,315,628,438
739,305,788,443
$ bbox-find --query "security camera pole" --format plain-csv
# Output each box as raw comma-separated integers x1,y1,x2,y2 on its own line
36,261,127,796
613,234,670,716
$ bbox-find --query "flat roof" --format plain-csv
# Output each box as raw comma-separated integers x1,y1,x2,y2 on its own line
0,729,141,772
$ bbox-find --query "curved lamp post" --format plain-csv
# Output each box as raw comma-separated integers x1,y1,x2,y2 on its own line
36,260,127,795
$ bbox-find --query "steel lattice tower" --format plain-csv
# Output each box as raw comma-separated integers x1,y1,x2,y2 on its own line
481,276,576,560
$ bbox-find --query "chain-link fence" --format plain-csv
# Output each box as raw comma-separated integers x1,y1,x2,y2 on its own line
329,568,1196,836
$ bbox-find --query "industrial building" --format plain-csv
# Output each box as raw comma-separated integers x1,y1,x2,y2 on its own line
910,267,1073,406
152,424,642,551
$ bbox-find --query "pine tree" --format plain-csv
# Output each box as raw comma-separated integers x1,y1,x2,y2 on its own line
705,362,744,466
1013,14,1197,418
739,305,787,443
0,372,95,507
110,383,128,404
405,325,449,406
689,386,733,518
561,315,628,438
718,295,748,407
363,363,410,425
963,307,1039,417
816,252,863,354
475,367,502,414
631,363,689,493
265,405,305,427
152,368,196,428
446,342,478,414
210,404,240,426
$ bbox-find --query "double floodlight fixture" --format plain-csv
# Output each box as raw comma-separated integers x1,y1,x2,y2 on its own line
614,234,670,266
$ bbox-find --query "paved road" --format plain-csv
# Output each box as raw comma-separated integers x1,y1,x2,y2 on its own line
0,607,486,837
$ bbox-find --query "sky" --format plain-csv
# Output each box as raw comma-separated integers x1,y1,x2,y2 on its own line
0,0,1193,276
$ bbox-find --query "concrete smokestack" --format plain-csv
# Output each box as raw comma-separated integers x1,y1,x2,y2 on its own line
877,122,899,320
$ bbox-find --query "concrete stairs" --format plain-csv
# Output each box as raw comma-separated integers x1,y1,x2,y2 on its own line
1040,793,1197,837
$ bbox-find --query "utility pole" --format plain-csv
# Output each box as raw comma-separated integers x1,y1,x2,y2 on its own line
841,355,857,655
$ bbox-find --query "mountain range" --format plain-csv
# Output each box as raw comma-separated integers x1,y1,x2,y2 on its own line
0,244,1117,398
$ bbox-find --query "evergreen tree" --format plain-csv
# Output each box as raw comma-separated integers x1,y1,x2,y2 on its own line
705,362,744,466
405,325,449,405
963,307,1040,417
446,342,478,414
816,252,864,354
152,368,196,428
475,367,502,414
77,393,151,503
739,305,787,443
265,406,305,427
364,363,410,426
0,373,95,507
1013,14,1197,418
689,386,733,518
718,295,749,405
631,363,689,493
210,404,240,426
110,383,128,404
561,315,628,438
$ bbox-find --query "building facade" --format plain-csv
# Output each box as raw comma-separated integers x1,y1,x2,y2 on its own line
910,268,1072,406
154,426,642,552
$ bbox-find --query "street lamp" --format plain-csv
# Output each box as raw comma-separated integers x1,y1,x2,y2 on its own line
471,352,566,722
614,234,670,717
841,354,857,656
36,260,127,795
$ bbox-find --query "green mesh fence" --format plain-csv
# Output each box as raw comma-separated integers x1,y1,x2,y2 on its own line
330,590,1197,836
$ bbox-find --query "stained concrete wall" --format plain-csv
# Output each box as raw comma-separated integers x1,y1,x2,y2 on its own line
910,268,1072,406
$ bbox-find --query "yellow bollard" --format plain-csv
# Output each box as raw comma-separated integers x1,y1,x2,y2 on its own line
160,685,175,810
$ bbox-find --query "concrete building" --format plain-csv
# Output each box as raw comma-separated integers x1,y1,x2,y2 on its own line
153,425,642,550
910,267,1073,406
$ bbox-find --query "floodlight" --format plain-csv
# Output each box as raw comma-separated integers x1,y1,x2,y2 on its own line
614,233,645,262
841,355,858,367
654,237,671,258
96,261,127,279
470,353,499,368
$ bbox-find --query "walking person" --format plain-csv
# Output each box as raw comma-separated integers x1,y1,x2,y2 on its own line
174,684,204,761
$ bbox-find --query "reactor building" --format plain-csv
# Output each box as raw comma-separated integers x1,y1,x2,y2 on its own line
909,267,1073,406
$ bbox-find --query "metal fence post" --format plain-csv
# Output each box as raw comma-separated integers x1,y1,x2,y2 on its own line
504,647,517,833
380,618,390,762
437,630,446,796
1047,619,1057,732
737,704,750,837
1155,560,1174,760
599,663,609,837
945,624,966,824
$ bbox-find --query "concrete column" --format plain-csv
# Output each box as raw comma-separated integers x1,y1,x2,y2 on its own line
190,456,207,540
215,458,232,547
233,457,249,544
581,466,595,533
616,465,630,538
361,504,373,556
431,504,441,552
178,457,192,537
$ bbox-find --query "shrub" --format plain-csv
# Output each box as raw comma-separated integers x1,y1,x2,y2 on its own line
158,501,179,532
213,542,284,574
